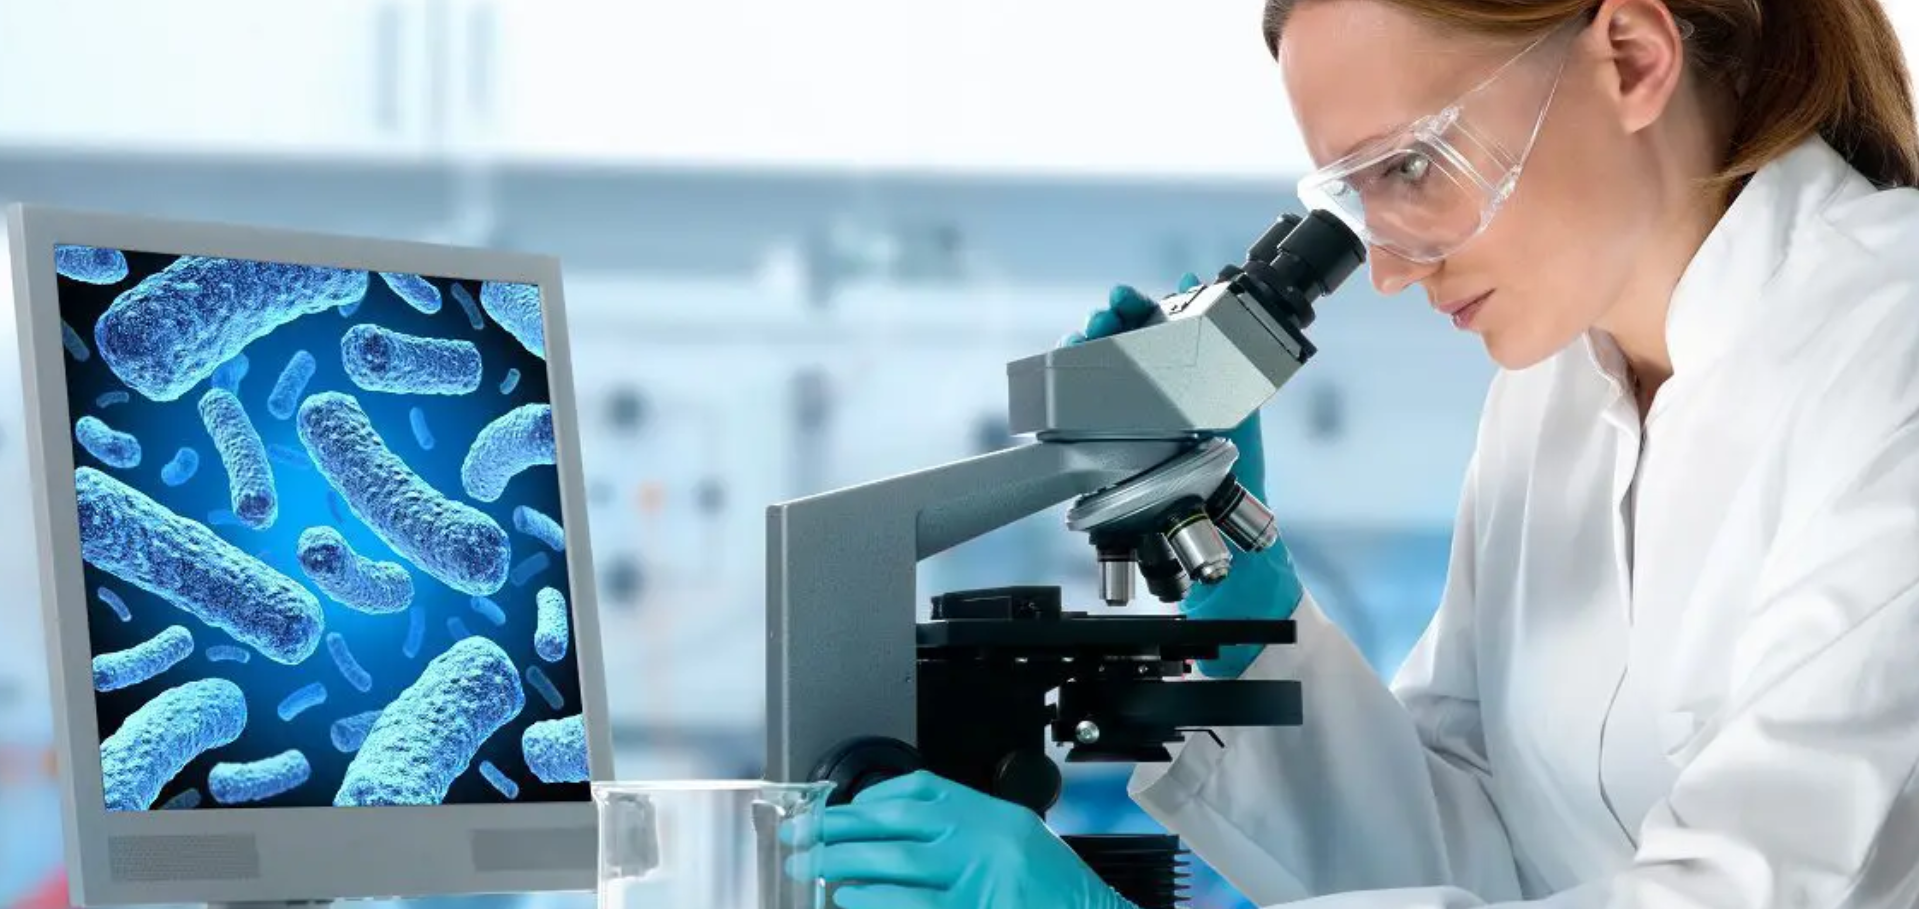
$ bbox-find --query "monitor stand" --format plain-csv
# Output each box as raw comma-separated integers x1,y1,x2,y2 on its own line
211,901,335,909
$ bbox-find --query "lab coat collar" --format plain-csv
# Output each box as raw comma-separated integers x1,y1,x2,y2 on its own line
1661,136,1855,377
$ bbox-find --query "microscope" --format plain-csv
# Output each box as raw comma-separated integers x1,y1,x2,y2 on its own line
765,210,1365,908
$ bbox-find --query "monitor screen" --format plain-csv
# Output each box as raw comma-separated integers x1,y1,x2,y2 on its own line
53,245,589,812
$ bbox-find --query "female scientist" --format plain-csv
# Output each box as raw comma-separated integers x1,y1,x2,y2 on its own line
802,0,1919,906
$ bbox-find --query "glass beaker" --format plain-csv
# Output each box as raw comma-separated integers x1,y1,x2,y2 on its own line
593,780,834,909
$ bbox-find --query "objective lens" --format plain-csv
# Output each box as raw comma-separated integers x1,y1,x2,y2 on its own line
1206,478,1279,552
1135,533,1191,603
1096,542,1135,607
1161,499,1232,585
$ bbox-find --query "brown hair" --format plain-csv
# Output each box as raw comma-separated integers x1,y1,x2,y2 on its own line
1262,0,1919,189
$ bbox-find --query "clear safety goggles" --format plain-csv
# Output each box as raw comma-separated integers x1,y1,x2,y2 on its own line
1295,25,1578,264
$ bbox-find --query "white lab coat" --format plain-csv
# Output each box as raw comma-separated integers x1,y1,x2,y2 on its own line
1129,135,1919,908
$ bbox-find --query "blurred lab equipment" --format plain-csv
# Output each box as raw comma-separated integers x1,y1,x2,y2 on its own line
592,780,831,909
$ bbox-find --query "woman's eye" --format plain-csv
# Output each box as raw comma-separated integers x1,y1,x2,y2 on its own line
1391,153,1432,183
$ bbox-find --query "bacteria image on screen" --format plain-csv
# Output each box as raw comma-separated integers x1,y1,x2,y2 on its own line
199,389,278,530
479,282,544,359
341,324,483,396
512,505,565,552
93,625,195,693
478,760,519,800
75,467,323,665
296,526,414,615
522,715,587,784
209,749,312,805
160,447,200,487
100,678,248,811
334,637,525,807
534,588,569,663
330,709,383,754
378,272,444,314
325,632,374,694
94,257,368,402
75,415,141,469
461,404,554,503
299,392,511,596
267,350,317,421
56,245,130,285
524,665,564,711
62,319,92,362
61,252,584,812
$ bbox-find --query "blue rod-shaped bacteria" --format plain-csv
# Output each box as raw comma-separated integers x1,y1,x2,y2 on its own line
524,664,564,711
403,607,425,659
534,587,569,663
200,389,277,530
93,625,195,692
298,392,510,596
512,506,565,552
206,645,250,664
267,350,316,421
461,404,554,503
98,586,131,623
268,443,311,472
447,616,472,641
159,788,202,810
76,468,323,665
296,526,414,615
55,245,130,284
325,632,373,693
278,682,328,722
335,637,525,807
410,407,435,451
379,272,443,314
95,257,367,402
61,320,92,362
478,761,519,800
511,552,551,588
75,416,141,469
101,679,247,812
160,447,200,487
341,325,482,395
479,282,545,359
450,283,485,330
522,715,588,784
470,596,506,626
95,390,130,410
331,709,383,753
211,353,250,394
209,749,311,805
499,368,521,395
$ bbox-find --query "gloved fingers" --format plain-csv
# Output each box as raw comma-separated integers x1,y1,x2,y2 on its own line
815,800,949,843
1060,330,1089,347
1083,308,1124,341
1178,272,1202,292
832,884,950,909
1199,643,1264,680
849,769,951,804
1107,284,1157,326
810,842,960,889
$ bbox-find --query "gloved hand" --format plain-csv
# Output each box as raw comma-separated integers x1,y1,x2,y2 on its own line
784,771,1137,909
1065,274,1305,679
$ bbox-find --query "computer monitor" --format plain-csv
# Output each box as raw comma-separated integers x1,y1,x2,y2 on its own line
8,204,615,907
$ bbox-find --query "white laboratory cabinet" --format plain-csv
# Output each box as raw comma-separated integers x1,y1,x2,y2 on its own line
0,0,438,156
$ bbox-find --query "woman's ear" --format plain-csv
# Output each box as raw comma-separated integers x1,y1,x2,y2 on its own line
1591,0,1689,134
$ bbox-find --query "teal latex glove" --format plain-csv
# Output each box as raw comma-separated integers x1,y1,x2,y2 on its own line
1065,274,1305,678
785,771,1137,909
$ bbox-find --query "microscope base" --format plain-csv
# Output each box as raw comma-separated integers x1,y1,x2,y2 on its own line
1064,834,1188,909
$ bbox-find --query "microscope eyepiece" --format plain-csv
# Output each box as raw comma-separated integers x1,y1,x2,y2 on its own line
1223,209,1366,331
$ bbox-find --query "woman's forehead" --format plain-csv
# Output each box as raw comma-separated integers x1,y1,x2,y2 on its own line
1280,1,1512,168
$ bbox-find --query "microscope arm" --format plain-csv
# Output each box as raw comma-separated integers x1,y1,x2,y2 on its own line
765,439,1184,783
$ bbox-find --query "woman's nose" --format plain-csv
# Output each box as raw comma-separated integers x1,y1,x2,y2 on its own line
1369,247,1438,295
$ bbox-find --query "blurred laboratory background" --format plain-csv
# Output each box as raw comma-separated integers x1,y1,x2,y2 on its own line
3,4,1917,909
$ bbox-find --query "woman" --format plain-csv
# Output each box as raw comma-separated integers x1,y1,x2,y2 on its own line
801,0,1919,906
